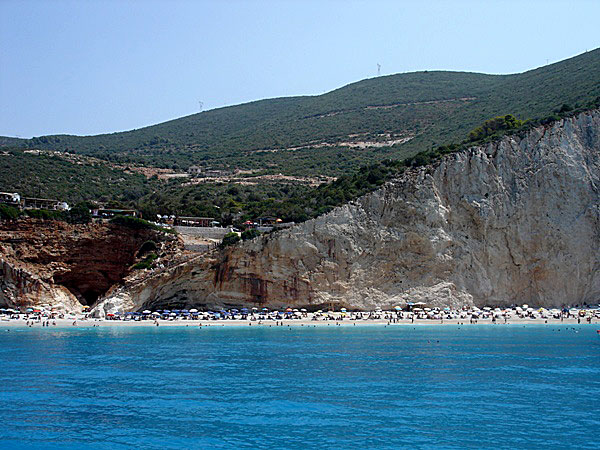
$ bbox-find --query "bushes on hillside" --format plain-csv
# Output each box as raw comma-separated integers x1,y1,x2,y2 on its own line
110,215,176,234
468,114,524,142
137,240,158,257
220,232,241,248
0,205,20,221
110,215,155,230
133,252,158,270
66,202,92,224
241,228,261,241
24,209,65,220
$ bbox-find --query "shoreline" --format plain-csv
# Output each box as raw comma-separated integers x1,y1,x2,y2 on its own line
2,317,597,329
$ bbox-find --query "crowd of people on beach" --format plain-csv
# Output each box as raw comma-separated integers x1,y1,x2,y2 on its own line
1,304,599,326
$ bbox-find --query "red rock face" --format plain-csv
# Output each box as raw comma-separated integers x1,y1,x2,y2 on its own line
0,219,177,308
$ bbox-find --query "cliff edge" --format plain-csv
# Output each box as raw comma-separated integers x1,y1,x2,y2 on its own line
95,109,599,312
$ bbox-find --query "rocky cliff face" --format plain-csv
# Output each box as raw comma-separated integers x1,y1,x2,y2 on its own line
95,110,600,312
0,220,180,311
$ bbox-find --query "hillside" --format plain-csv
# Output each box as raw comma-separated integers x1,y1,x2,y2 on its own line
3,49,600,176
0,149,155,205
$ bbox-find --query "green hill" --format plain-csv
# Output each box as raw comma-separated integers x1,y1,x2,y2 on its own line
4,49,600,176
0,149,154,205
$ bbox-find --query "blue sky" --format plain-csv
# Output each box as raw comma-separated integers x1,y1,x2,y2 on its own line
1,0,599,138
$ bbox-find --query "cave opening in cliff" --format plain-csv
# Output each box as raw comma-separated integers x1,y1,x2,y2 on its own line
54,272,118,307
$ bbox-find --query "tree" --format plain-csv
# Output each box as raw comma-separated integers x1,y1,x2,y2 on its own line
220,232,241,248
67,202,92,224
241,228,261,241
0,205,20,221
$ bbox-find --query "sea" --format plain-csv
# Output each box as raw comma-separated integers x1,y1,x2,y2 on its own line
0,324,598,449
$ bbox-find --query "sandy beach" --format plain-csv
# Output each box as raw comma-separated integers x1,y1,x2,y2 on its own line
2,314,597,329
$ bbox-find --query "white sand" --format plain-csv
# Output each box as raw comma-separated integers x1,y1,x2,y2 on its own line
1,315,596,329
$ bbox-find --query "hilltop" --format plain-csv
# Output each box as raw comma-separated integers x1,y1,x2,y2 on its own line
3,49,600,176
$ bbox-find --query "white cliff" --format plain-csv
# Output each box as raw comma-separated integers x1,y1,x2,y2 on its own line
94,109,600,313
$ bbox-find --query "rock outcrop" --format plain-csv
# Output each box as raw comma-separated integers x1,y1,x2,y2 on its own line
0,220,181,311
96,110,600,312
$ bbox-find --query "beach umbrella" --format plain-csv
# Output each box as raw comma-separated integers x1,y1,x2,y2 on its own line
182,309,190,313
143,310,151,314
300,308,307,312
241,308,249,313
394,306,402,311
26,308,34,312
341,308,347,312
189,309,198,313
163,309,171,314
262,308,269,311
152,312,161,316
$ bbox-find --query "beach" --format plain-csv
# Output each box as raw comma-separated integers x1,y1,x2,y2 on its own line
2,313,597,328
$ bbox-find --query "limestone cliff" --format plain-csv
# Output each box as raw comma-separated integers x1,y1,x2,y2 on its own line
94,109,600,312
0,220,181,311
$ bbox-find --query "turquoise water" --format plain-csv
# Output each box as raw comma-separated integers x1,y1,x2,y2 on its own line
0,325,598,449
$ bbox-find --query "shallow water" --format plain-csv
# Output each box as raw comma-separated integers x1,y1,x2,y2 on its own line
0,325,598,449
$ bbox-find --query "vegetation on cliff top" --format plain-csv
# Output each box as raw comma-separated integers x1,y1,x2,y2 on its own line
2,102,598,228
0,202,92,224
109,215,176,234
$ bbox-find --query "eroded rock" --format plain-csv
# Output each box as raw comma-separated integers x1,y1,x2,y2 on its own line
0,220,180,311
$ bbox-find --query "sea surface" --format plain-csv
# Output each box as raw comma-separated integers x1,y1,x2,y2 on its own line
0,324,598,449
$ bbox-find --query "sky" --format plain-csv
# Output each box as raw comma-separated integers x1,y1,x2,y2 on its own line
1,0,599,138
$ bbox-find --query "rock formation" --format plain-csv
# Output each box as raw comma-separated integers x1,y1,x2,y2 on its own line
0,220,180,312
92,109,600,313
